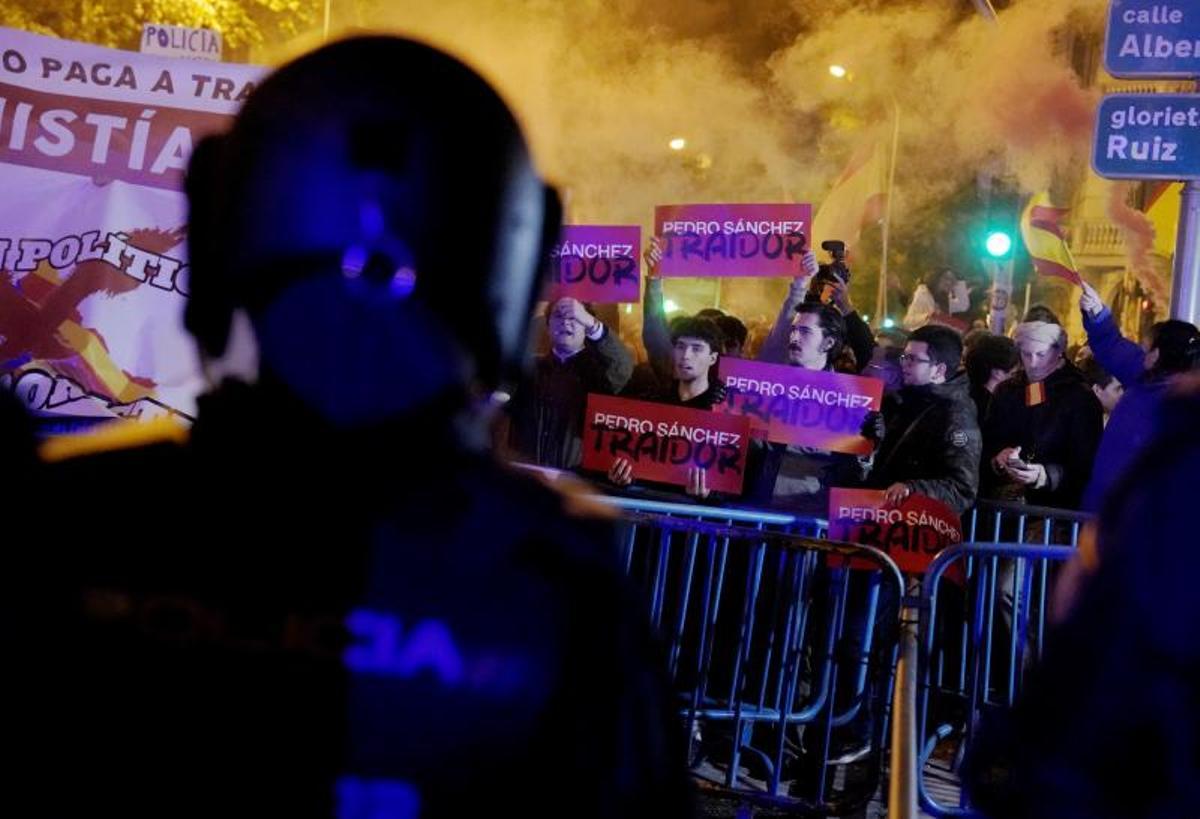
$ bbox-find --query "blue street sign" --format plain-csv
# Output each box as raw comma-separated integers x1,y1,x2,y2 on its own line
1105,1,1200,78
1094,93,1200,180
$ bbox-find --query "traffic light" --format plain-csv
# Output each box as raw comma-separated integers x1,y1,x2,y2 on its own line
984,229,1014,259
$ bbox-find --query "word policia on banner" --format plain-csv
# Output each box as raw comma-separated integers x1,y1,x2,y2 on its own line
1,231,188,295
827,488,963,575
142,25,221,60
581,394,752,493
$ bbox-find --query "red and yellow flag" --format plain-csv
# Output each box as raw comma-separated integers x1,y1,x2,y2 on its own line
812,136,888,252
1025,381,1047,407
1020,192,1082,286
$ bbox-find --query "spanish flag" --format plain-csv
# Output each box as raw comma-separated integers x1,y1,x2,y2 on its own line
1020,192,1082,286
812,136,888,251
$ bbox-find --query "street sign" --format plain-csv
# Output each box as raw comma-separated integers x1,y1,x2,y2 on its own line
1105,1,1200,78
1094,93,1200,180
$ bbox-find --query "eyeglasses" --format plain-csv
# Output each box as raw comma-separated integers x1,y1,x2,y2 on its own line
898,354,933,365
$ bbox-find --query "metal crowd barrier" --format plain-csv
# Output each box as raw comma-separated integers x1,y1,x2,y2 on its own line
964,499,1090,548
511,464,1097,816
509,459,826,535
933,501,1091,719
615,510,904,815
912,540,1080,817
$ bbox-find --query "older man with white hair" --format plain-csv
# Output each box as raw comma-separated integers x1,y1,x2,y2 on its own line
980,318,1103,510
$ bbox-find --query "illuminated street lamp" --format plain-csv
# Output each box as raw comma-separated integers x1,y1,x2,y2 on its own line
668,137,687,151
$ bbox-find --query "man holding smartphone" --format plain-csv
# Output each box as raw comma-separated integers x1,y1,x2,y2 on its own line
981,319,1103,510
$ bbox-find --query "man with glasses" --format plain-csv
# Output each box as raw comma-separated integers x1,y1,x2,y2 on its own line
865,324,981,516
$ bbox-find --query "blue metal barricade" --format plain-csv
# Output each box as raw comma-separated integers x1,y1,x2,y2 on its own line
935,502,1091,746
512,463,1100,815
963,499,1089,547
914,541,1078,817
614,511,903,815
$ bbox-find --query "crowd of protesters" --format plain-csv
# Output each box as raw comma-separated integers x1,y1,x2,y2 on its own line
505,242,1200,524
4,25,1200,819
497,244,1200,803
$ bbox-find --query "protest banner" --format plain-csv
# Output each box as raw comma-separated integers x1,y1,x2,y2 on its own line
718,358,883,455
582,394,752,493
827,487,963,574
653,203,812,277
0,26,264,422
543,225,640,303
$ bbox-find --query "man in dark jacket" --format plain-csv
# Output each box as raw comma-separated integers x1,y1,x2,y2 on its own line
508,296,633,469
981,320,1103,510
868,324,981,517
607,316,727,497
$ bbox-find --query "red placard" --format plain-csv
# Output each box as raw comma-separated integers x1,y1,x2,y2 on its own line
654,203,812,277
826,488,963,574
581,394,752,494
717,358,883,455
543,225,641,304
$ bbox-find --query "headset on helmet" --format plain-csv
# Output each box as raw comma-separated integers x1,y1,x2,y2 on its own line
185,36,562,394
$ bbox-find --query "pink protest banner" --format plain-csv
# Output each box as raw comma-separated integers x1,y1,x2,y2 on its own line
653,203,812,277
826,488,963,575
543,225,641,304
581,394,752,494
717,358,883,455
0,27,264,424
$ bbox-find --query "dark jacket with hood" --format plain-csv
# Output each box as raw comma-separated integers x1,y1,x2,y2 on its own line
870,371,981,516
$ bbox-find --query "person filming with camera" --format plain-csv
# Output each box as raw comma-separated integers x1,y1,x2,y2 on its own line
758,238,875,373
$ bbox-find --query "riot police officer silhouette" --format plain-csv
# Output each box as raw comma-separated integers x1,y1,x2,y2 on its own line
21,36,690,819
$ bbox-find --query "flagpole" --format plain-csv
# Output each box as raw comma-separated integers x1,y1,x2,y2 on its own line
877,95,900,325
1171,179,1200,325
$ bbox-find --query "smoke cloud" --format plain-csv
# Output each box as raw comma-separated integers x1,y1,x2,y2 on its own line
262,0,1149,319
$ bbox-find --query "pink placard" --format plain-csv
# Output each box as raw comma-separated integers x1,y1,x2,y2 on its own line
581,394,752,494
717,358,883,455
654,203,812,277
543,225,641,304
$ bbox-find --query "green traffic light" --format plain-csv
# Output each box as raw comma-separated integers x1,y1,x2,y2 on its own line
985,230,1013,258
